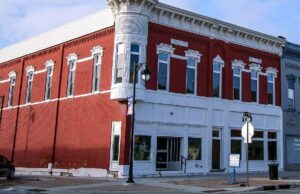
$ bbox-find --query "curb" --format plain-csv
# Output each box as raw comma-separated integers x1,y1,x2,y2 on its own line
249,183,300,192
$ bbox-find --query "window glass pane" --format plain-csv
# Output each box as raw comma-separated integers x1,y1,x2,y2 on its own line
268,141,277,160
212,130,219,138
156,152,167,169
188,138,202,160
134,136,151,160
159,53,168,62
112,135,120,161
231,140,242,159
213,63,220,72
115,44,124,83
186,68,195,94
288,89,294,99
249,141,264,160
231,130,241,137
253,131,264,138
158,62,167,90
233,67,240,76
267,82,273,104
129,54,139,83
213,72,220,97
268,132,277,139
251,71,257,79
288,79,295,89
131,44,140,53
268,74,274,82
187,58,195,68
157,137,167,150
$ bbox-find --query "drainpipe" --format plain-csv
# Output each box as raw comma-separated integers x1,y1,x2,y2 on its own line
50,45,65,175
11,58,25,162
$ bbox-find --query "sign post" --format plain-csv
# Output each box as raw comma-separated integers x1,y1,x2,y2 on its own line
241,112,253,187
228,154,240,184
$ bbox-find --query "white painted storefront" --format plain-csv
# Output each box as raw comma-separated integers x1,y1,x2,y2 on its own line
123,90,283,176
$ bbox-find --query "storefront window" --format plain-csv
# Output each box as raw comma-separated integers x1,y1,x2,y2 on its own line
268,132,277,160
231,130,242,159
188,138,202,160
134,136,151,161
249,141,264,160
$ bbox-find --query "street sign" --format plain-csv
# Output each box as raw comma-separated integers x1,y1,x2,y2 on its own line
229,154,240,167
241,123,254,143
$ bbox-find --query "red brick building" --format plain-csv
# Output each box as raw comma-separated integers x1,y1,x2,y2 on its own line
0,0,284,177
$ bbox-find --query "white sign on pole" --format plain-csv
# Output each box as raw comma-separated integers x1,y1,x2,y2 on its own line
241,123,254,143
229,154,240,167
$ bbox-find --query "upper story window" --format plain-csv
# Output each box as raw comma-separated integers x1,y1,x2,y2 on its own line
115,43,125,84
233,66,242,100
287,75,295,109
25,68,34,104
45,61,54,101
129,44,140,83
8,72,16,107
251,70,259,102
66,54,77,97
157,52,169,91
92,53,101,92
267,72,275,105
186,57,197,94
213,56,224,98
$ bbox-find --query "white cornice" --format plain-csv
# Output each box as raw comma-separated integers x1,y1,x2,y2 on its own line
148,2,285,55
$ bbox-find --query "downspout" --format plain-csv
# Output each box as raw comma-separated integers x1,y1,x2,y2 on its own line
50,45,65,175
11,58,25,162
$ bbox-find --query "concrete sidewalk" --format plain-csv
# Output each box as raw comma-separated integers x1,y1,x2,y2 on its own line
0,171,300,193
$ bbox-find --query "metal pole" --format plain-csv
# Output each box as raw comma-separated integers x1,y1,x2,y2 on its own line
126,62,138,184
246,120,249,186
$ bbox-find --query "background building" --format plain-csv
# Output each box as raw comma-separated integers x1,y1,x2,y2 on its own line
281,42,300,170
0,0,284,177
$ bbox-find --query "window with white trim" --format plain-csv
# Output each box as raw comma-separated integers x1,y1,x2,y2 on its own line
25,71,34,103
267,73,275,105
230,129,242,159
45,65,53,101
186,57,197,94
287,76,295,109
92,53,101,92
251,70,259,102
8,75,16,107
67,60,76,97
213,62,222,97
129,44,140,83
233,66,242,100
268,132,277,160
115,43,125,84
157,52,169,91
248,131,264,160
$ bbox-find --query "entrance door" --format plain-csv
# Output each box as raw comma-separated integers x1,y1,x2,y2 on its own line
212,129,221,170
156,137,181,171
109,122,121,171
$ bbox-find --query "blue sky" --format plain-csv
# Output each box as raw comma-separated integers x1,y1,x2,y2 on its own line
0,0,299,48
